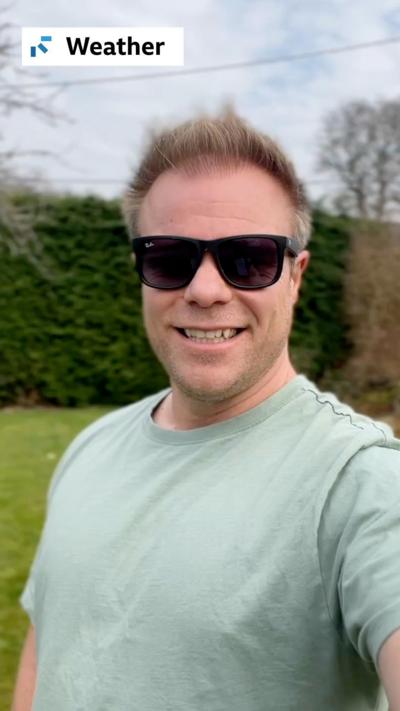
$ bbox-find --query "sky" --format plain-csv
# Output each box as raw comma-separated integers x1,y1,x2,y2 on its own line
4,0,400,207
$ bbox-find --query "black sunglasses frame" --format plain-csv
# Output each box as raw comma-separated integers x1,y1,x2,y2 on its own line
131,234,302,290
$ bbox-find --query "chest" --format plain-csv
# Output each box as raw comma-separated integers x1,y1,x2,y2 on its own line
37,445,324,639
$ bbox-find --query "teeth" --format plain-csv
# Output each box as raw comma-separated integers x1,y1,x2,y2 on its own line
183,328,238,341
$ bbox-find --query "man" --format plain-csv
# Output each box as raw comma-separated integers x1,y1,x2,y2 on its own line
13,110,400,710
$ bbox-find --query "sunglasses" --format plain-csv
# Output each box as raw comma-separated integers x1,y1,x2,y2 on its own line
131,235,301,290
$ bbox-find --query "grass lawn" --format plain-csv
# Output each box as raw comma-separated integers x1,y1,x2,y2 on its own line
0,406,113,710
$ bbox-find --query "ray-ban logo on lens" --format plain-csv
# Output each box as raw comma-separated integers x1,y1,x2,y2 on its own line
30,35,52,58
145,242,154,248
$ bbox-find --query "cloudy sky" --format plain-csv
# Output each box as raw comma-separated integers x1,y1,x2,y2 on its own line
5,0,400,206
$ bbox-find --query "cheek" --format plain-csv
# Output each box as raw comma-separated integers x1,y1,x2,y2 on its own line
142,290,161,337
247,287,292,336
142,286,163,315
245,290,281,324
142,289,174,339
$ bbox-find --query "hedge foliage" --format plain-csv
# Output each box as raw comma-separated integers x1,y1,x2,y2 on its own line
0,194,352,406
291,209,352,377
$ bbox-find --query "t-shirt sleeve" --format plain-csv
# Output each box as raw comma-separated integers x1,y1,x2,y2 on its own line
18,399,152,624
20,569,36,622
19,412,113,623
19,448,69,624
318,443,400,669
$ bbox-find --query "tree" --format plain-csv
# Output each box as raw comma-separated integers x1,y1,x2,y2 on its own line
0,7,67,274
341,223,400,392
317,98,400,220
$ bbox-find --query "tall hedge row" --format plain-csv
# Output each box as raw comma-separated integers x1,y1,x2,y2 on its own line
291,209,352,376
0,194,352,406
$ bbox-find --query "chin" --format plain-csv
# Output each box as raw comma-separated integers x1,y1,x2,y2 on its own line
170,373,254,404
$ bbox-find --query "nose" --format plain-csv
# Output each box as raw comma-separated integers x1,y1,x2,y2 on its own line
183,252,233,307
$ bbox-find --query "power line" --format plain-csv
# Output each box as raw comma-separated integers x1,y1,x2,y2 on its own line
4,35,400,91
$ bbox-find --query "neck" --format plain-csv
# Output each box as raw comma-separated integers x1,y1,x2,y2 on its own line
153,352,297,430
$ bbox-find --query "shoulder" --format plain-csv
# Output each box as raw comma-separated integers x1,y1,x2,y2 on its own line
47,388,170,500
295,376,400,539
297,376,395,442
346,443,400,481
319,442,400,554
338,443,400,514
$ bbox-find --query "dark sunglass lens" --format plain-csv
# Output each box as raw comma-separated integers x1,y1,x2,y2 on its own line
141,239,197,288
219,238,279,287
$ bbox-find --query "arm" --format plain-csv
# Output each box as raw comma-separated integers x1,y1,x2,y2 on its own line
378,628,400,711
12,625,37,711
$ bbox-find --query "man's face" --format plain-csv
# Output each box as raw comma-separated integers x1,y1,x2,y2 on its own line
138,164,309,403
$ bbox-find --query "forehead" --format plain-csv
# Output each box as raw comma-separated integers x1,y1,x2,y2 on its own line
138,164,294,237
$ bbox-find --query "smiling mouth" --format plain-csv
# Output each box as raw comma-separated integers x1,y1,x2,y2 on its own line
176,327,245,343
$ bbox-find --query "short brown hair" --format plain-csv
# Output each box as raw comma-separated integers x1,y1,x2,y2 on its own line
122,108,312,249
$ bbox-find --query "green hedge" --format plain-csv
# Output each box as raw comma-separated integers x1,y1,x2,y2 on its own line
291,210,352,377
0,193,168,406
0,194,352,406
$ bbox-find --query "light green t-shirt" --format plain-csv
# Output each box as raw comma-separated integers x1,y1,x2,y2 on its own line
21,375,400,710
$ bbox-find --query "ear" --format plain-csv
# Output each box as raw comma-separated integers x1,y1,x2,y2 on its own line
130,252,137,266
290,250,310,305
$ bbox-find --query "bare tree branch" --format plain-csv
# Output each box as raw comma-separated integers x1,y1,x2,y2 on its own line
0,7,69,275
316,98,400,220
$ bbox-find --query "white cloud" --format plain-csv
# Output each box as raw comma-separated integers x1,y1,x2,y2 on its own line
4,0,400,201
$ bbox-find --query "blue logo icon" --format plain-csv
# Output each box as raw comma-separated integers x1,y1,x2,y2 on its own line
30,35,52,58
